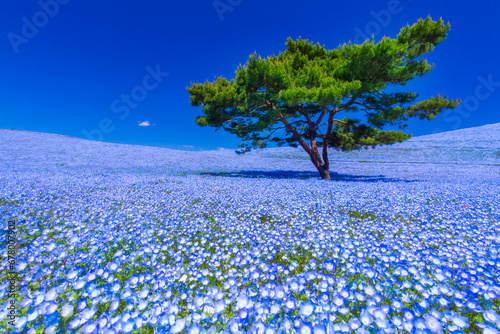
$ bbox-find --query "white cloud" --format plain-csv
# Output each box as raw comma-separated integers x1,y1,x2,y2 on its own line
183,145,194,148
217,147,227,151
138,121,151,127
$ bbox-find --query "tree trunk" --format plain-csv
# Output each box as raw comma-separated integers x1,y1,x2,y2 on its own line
319,109,336,180
308,152,331,180
310,139,331,179
316,164,331,180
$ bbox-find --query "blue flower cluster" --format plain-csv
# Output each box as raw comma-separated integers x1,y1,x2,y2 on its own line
0,128,499,334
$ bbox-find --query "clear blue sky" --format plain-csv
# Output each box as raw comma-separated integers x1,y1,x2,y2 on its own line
1,0,499,150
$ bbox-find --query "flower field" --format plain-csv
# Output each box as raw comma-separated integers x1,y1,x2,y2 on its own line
1,125,499,334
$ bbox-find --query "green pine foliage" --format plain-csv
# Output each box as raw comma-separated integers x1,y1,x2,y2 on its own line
187,16,460,179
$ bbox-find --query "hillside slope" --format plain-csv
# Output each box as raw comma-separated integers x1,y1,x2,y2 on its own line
1,123,499,182
393,123,500,149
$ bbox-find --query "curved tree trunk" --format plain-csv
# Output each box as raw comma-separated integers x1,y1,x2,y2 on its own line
319,165,331,180
309,153,331,180
309,137,331,179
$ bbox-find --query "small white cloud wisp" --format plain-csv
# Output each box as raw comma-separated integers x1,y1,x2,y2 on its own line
138,121,151,127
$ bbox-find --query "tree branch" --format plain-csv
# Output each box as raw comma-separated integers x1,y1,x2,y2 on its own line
300,104,315,130
332,119,351,126
278,111,313,155
260,126,287,140
353,102,374,109
313,107,326,127
340,90,364,110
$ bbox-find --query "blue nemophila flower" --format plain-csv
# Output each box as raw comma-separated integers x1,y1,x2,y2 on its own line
391,315,403,327
43,302,58,315
413,303,425,317
313,323,326,334
269,302,280,315
96,315,109,329
424,314,444,333
82,306,97,320
289,280,300,293
16,260,28,271
274,286,286,299
391,298,405,312
236,294,249,309
193,295,204,309
299,300,315,318
298,320,313,334
27,308,38,322
476,323,500,334
61,304,74,318
33,293,45,306
466,300,483,312
337,278,348,287
110,282,121,293
403,309,415,321
283,298,297,312
46,323,58,334
450,314,469,328
214,300,225,314
121,288,133,299
338,307,350,315
317,280,329,293
375,317,391,330
0,309,7,321
74,279,86,290
332,294,344,307
348,318,362,331
137,287,149,299
402,319,414,332
68,317,82,330
138,299,148,311
355,292,366,302
259,286,269,298
323,260,335,272
81,322,97,334
14,316,27,330
26,327,36,334
188,323,203,334
20,297,33,308
319,293,329,303
171,318,186,333
372,308,387,321
77,299,87,311
158,314,169,327
414,318,427,330
107,261,119,272
484,310,500,325
354,328,369,334
110,299,120,312
44,287,58,302
360,310,373,326
121,319,135,333
239,308,248,320
364,285,376,297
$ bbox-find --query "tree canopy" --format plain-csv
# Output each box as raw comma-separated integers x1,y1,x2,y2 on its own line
187,16,460,179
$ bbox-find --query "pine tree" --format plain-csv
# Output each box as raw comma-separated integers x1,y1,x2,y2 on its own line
187,17,460,179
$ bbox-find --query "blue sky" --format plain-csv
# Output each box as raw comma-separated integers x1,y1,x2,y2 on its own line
1,0,499,150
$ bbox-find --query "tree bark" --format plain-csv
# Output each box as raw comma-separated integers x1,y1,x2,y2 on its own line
322,110,335,172
314,161,331,180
